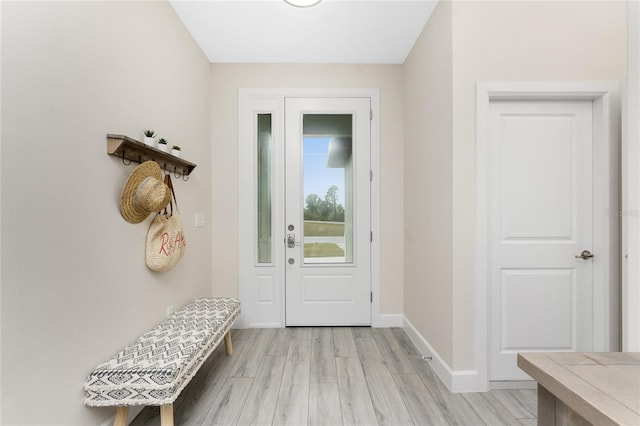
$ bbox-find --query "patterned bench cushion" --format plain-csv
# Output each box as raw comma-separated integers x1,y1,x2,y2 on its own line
84,297,240,407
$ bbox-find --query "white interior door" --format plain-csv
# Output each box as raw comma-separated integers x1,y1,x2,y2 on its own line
284,97,371,326
488,99,595,380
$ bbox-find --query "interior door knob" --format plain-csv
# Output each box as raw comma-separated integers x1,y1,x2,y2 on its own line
575,250,595,260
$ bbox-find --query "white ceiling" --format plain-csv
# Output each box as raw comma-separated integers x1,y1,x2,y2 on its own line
169,0,438,64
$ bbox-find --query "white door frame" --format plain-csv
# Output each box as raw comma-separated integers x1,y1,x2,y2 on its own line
475,82,619,390
238,88,381,329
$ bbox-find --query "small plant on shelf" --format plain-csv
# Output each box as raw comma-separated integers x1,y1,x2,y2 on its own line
143,129,156,147
157,138,168,152
171,145,182,157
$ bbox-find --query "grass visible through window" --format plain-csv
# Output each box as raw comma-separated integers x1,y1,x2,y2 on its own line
304,221,344,236
304,243,344,257
303,221,345,258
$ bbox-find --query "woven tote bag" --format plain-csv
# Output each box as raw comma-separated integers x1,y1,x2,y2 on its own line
145,174,186,272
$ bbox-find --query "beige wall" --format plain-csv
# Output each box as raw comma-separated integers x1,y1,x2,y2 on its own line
210,64,405,316
1,2,212,424
403,0,454,366
402,0,627,372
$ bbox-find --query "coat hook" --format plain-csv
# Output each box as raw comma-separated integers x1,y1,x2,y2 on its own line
121,150,132,166
182,170,190,181
173,166,180,179
163,163,168,175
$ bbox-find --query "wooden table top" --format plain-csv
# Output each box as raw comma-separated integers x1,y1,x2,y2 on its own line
518,352,640,426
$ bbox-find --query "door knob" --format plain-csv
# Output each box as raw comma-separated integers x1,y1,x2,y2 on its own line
287,234,297,248
575,250,595,260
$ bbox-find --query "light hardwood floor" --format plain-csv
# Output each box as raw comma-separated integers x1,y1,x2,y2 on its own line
131,327,537,426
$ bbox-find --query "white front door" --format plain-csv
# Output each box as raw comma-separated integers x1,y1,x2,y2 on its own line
488,99,595,380
284,97,371,326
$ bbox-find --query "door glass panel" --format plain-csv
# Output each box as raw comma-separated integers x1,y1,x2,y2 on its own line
302,114,353,264
257,114,272,263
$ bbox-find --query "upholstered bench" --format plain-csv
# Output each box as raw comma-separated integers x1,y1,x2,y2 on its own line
84,297,241,426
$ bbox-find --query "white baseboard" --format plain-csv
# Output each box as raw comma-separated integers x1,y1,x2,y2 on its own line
403,316,488,393
246,322,283,328
373,314,404,328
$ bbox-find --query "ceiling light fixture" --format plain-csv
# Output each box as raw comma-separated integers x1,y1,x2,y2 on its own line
283,0,322,8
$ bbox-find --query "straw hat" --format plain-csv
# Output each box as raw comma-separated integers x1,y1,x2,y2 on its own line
119,161,171,224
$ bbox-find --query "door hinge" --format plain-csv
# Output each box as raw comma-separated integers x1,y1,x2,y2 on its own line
370,170,373,182
370,109,373,121
370,292,373,303
370,231,373,242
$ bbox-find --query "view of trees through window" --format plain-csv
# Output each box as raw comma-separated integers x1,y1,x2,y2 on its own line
304,185,345,222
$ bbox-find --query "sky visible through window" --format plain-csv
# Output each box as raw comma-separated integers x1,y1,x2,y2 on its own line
303,137,344,206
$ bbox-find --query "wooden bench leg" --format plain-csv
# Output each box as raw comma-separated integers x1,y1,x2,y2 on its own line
224,330,233,355
160,404,174,426
113,406,128,426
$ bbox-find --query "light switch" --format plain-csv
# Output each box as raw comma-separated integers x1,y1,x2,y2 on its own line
194,213,206,228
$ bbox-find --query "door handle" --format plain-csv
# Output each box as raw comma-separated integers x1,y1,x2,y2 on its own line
287,234,298,248
575,250,595,260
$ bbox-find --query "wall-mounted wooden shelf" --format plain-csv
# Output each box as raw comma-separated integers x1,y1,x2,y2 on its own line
107,134,197,177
